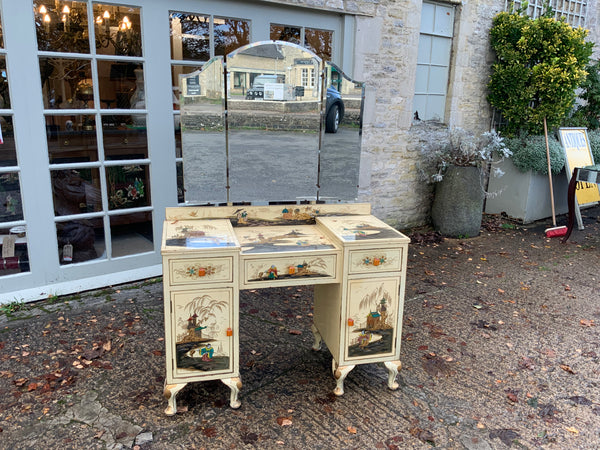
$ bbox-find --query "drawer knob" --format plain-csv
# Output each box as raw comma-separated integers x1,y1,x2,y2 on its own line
347,318,354,326
226,327,233,337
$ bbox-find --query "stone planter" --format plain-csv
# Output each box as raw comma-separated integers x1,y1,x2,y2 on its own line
485,158,568,223
431,165,485,238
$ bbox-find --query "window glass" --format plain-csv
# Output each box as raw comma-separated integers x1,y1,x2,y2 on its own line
270,24,301,45
305,27,332,61
97,61,144,109
93,4,142,57
39,57,94,109
110,212,153,257
1,225,30,276
106,164,150,210
56,217,105,264
33,1,90,53
170,13,210,61
51,168,103,216
46,114,98,163
171,64,203,108
0,172,23,222
0,56,10,109
102,115,148,160
214,17,249,56
0,116,16,167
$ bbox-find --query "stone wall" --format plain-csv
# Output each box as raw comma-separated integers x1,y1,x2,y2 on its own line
264,0,600,228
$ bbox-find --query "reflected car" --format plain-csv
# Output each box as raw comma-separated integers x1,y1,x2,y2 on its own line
325,86,344,133
245,75,279,100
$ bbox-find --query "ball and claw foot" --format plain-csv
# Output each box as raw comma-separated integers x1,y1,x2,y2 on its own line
221,377,242,409
163,383,186,416
332,359,355,396
384,360,402,390
311,324,322,351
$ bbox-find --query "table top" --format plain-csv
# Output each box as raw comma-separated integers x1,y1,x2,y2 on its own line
317,215,410,244
161,219,239,253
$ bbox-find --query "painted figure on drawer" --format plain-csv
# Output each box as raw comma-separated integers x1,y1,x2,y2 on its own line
348,285,395,357
176,294,230,372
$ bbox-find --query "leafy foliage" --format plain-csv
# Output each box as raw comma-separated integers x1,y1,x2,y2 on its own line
419,127,511,183
504,134,565,174
586,129,600,162
488,9,593,136
564,61,600,129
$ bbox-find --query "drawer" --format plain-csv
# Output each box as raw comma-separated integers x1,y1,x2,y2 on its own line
168,256,234,286
348,248,403,275
241,253,337,287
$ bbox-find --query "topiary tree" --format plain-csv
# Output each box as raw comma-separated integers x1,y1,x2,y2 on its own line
488,6,593,136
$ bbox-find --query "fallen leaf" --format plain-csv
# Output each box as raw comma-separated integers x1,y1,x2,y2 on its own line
277,417,292,426
507,393,518,403
347,426,357,434
289,330,302,335
560,364,576,374
565,426,579,434
580,319,595,327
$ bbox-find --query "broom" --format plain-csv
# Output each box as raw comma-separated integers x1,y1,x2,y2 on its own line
544,117,568,238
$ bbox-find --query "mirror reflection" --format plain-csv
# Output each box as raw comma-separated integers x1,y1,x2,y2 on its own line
179,57,227,203
226,42,320,203
180,41,364,205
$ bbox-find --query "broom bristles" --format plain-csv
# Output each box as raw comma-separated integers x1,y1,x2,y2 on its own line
545,225,567,238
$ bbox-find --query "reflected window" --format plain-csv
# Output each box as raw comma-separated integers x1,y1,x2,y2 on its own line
106,164,150,210
214,17,249,56
110,212,153,257
0,172,23,221
39,57,94,109
270,23,333,61
94,4,142,57
0,116,16,167
102,115,148,160
0,225,30,276
46,114,98,163
0,56,10,109
270,24,301,45
51,169,102,216
56,217,104,265
34,1,90,53
301,68,315,88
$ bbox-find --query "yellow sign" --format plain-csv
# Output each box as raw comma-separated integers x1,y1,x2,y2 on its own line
558,128,600,205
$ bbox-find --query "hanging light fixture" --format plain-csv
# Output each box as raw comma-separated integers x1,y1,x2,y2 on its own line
62,5,70,14
39,4,47,14
103,10,110,19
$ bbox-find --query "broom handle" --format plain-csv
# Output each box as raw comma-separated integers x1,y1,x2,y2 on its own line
544,117,557,227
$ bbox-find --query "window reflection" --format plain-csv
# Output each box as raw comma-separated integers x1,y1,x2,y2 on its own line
110,212,153,257
51,169,102,216
56,217,104,264
0,116,16,167
171,64,203,108
170,13,210,61
106,164,150,210
0,172,23,222
0,56,10,109
34,1,90,53
102,115,148,160
94,4,142,57
0,226,30,276
39,57,93,109
46,115,98,163
304,28,333,61
270,24,301,45
214,17,249,56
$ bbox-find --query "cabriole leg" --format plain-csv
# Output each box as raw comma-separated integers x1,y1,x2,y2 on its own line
163,383,187,416
221,377,242,409
384,360,402,390
311,324,322,351
332,359,355,396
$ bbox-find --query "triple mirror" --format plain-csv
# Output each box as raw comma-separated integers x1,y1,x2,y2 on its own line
179,41,364,204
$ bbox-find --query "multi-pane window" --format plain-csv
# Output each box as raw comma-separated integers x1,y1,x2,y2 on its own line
301,67,315,88
0,11,26,277
34,1,153,265
413,2,454,122
270,24,333,61
169,12,249,204
506,0,587,26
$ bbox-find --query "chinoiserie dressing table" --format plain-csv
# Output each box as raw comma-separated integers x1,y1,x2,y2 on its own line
161,204,409,415
161,41,410,415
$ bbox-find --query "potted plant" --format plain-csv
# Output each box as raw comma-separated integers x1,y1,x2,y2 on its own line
420,127,511,238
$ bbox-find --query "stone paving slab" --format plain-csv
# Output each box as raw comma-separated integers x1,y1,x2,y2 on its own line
0,208,599,449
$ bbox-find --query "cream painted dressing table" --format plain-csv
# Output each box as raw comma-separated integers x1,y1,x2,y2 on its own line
161,203,409,415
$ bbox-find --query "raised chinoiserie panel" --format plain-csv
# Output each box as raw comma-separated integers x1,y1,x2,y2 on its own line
169,257,233,285
348,248,403,275
240,253,338,288
344,276,401,363
167,288,236,383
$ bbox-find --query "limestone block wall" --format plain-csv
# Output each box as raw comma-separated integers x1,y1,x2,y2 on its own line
265,0,600,229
